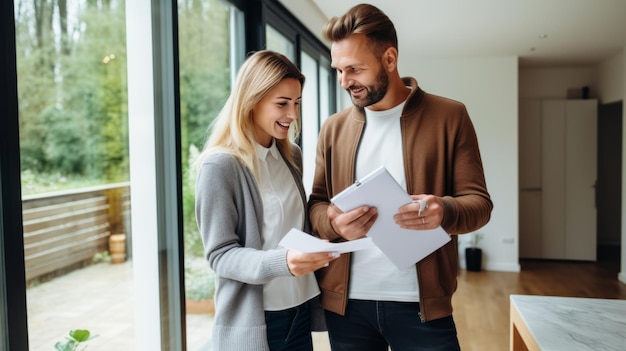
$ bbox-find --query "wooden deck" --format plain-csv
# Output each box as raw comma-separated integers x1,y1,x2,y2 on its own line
22,183,130,284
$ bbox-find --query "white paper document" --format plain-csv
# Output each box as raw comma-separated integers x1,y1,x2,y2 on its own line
279,228,375,253
331,166,451,269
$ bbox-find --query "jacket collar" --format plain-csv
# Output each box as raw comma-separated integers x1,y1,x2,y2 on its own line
348,77,424,122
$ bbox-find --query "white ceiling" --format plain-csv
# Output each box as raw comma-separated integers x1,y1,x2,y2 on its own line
280,0,626,68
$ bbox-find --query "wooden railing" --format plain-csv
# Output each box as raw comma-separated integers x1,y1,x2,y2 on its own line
22,183,131,283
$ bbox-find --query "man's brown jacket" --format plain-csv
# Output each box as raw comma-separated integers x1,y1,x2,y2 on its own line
308,77,493,322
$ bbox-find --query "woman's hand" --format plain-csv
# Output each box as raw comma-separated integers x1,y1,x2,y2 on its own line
286,250,340,276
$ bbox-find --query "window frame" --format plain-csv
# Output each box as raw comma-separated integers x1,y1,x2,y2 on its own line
1,0,29,349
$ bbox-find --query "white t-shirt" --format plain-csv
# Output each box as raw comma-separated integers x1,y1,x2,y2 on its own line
256,142,320,310
349,101,420,302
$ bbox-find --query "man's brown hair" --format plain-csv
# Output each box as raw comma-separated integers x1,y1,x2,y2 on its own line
322,3,398,57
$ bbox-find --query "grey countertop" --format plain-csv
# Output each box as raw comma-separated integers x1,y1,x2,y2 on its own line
510,294,626,351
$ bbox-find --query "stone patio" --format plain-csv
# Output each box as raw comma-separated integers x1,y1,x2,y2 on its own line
26,260,330,350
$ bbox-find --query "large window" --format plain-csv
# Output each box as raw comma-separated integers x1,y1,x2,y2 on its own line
178,1,333,349
300,47,336,193
13,0,134,349
177,1,245,349
300,51,321,192
2,0,333,349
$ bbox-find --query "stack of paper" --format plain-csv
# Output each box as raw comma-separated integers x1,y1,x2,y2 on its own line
280,166,451,269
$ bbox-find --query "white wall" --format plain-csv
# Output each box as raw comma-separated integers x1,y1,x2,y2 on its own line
519,66,598,99
400,57,521,272
598,51,624,104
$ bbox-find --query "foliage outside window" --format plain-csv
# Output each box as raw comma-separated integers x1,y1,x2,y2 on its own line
15,0,231,261
15,0,129,195
178,0,232,261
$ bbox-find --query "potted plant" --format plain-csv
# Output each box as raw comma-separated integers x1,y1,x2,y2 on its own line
465,233,483,272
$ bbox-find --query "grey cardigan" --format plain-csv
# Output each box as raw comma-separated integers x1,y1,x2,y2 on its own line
195,146,318,351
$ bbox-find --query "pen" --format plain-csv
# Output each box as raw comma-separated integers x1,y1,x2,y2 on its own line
413,199,427,216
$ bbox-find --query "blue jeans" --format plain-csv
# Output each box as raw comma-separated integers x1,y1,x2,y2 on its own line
325,299,460,351
265,300,313,351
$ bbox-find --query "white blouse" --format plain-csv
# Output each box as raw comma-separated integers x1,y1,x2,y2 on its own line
256,141,320,311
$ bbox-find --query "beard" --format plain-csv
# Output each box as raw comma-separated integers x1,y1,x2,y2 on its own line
347,66,389,109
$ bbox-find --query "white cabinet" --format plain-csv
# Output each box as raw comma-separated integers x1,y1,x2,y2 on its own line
519,99,597,261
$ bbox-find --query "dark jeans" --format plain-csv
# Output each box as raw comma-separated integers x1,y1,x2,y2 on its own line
265,300,313,351
325,299,461,351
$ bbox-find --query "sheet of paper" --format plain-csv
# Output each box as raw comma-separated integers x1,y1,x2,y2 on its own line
279,228,374,254
331,166,451,269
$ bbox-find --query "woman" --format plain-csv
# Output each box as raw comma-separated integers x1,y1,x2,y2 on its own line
195,50,337,351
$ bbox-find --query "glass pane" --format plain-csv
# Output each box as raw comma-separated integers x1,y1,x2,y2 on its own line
300,51,320,195
319,56,332,125
266,24,295,62
15,0,135,349
177,1,243,349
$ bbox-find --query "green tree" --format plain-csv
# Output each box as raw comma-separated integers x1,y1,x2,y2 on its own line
61,2,128,181
15,0,57,172
178,0,231,165
15,0,129,189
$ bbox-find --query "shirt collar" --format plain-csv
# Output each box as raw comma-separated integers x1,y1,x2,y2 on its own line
256,139,280,161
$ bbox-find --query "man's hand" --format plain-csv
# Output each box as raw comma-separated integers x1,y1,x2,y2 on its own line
327,204,378,241
394,195,443,230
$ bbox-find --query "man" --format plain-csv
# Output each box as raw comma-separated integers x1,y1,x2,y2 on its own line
308,3,493,350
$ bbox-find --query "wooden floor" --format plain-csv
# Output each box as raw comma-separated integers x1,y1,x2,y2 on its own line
453,250,626,351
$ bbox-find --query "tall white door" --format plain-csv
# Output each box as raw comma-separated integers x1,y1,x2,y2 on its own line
541,100,568,259
564,100,597,260
519,99,597,261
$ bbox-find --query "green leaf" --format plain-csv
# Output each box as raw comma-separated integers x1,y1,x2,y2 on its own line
69,329,91,342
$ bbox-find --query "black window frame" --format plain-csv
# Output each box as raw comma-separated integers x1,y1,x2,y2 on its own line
1,0,29,349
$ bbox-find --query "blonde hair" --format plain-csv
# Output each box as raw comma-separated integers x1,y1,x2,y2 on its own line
195,50,305,178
